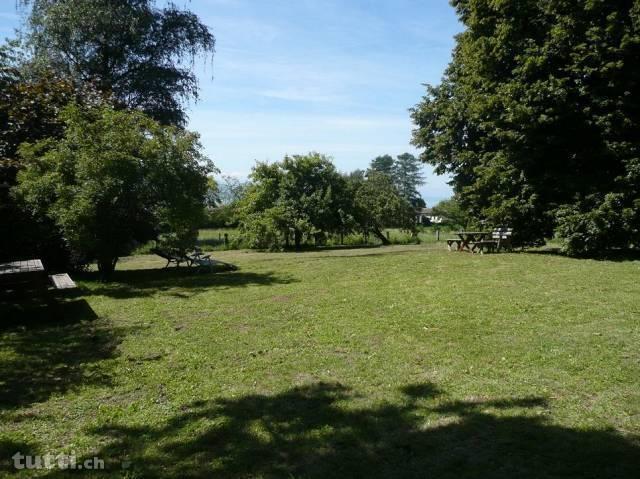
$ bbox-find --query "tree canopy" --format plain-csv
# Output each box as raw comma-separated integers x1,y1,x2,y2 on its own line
15,105,213,278
236,153,416,250
368,153,425,207
239,153,350,250
351,171,416,245
411,0,640,254
18,0,215,126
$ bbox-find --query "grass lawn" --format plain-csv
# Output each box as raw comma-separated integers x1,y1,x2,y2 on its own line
1,245,639,477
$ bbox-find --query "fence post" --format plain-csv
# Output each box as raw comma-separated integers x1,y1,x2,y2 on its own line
436,229,440,242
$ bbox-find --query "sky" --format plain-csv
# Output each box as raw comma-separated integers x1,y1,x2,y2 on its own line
0,0,462,205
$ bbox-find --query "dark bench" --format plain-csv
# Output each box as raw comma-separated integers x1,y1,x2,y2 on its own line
470,228,513,254
151,247,192,268
152,247,237,271
446,239,462,251
187,247,238,272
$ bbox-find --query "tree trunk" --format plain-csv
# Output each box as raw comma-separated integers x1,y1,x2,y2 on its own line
294,230,302,250
372,227,391,245
97,256,118,281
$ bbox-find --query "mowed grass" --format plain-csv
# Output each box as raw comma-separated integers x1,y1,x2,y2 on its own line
1,245,639,477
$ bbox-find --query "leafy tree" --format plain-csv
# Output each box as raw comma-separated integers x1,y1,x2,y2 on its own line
369,154,394,176
238,153,350,250
352,171,416,245
392,152,425,206
1,43,94,265
204,176,220,209
411,0,640,253
15,105,213,278
18,0,215,126
432,197,468,229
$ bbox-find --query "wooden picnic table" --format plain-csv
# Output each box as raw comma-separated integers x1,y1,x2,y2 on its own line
454,231,491,252
0,259,47,289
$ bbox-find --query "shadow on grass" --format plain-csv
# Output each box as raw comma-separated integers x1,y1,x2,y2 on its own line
526,247,640,262
53,382,640,478
79,268,297,299
0,296,124,410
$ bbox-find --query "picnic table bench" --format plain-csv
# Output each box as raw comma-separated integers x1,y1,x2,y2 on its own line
151,247,237,271
469,228,513,254
0,259,77,292
151,247,193,268
447,228,513,254
447,232,491,252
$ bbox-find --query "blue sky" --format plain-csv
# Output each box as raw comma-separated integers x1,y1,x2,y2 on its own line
1,0,461,205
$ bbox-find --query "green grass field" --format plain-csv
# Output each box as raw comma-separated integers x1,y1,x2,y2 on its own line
1,245,639,477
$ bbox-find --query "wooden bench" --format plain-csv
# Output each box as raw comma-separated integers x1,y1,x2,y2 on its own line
151,247,192,268
446,239,462,251
49,273,77,290
188,247,238,272
469,228,513,254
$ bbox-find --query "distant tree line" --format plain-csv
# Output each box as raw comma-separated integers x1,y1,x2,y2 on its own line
227,153,420,251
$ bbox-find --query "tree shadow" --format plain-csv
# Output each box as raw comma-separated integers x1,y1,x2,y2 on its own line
0,439,39,474
55,382,639,478
79,268,297,299
0,296,124,410
526,247,640,262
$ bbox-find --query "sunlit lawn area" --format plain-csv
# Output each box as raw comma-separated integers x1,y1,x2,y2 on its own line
1,245,639,477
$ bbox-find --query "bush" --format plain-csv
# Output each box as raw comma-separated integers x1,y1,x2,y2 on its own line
555,193,639,256
240,212,284,251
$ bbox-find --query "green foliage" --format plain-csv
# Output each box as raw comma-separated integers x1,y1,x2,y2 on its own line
352,171,416,244
432,197,469,229
368,153,425,206
202,175,249,228
238,153,351,250
411,0,640,252
19,0,215,126
369,154,394,176
0,44,92,265
15,105,213,278
392,153,425,206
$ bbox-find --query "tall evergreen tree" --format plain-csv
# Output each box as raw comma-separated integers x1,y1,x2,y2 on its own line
412,0,640,253
392,152,425,206
369,154,394,176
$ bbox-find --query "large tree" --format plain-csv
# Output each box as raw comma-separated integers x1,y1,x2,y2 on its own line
18,0,215,126
351,171,416,245
368,153,425,206
1,43,93,264
392,152,425,206
239,153,350,250
15,105,213,278
369,154,395,176
411,0,640,253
